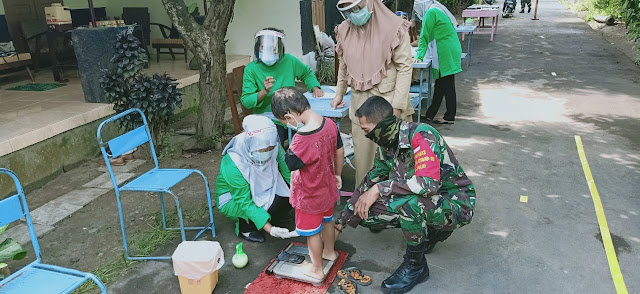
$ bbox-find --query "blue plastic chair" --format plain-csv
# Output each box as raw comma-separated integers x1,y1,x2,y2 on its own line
0,169,108,294
96,108,215,260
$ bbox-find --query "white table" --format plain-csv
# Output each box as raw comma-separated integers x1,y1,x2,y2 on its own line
411,59,432,122
467,4,500,9
456,25,477,67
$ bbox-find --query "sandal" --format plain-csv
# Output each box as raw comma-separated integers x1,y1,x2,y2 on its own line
337,267,372,286
337,279,359,294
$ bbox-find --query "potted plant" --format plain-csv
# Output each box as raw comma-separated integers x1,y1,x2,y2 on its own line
0,225,27,280
100,31,182,146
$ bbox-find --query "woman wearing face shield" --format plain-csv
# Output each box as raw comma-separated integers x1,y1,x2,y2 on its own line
241,28,325,147
413,1,461,124
330,0,414,186
214,115,296,243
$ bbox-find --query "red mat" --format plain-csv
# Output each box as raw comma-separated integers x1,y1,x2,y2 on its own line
244,242,348,294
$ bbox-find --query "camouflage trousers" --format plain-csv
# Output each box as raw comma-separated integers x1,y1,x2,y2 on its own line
521,0,531,7
338,194,465,246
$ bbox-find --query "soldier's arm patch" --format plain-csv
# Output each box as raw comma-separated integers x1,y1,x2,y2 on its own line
411,133,440,181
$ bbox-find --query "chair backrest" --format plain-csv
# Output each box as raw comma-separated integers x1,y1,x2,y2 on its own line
0,169,42,262
225,65,251,134
97,109,158,185
122,7,150,45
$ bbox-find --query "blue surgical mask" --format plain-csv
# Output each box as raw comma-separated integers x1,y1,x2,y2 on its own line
259,52,279,66
348,6,372,26
286,116,305,131
251,150,273,165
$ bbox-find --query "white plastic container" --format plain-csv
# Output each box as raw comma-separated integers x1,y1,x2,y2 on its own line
45,3,72,25
172,241,224,294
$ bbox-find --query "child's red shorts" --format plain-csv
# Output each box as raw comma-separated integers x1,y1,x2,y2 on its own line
295,207,333,236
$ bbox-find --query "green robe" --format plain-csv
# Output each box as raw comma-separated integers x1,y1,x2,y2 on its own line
241,53,321,126
214,145,291,235
415,8,462,79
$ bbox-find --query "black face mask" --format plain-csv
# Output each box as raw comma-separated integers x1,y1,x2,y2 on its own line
364,114,402,148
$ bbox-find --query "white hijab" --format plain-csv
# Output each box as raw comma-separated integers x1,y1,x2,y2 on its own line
413,0,457,26
222,115,290,210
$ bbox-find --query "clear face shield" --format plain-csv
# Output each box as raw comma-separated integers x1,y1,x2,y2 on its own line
337,0,366,19
255,30,285,66
246,126,278,165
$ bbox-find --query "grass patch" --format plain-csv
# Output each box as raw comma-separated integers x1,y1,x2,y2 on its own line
71,207,210,293
316,59,336,85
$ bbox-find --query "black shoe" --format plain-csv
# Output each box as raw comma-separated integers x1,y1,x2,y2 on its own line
381,243,429,294
240,230,265,243
528,7,531,13
424,229,453,254
369,227,384,234
424,242,437,254
520,9,524,13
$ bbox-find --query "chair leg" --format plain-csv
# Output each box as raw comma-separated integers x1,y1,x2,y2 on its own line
25,66,35,82
88,273,108,293
183,48,188,63
168,191,187,241
196,170,216,238
116,190,171,260
169,48,176,60
156,48,160,63
115,192,133,260
160,192,168,229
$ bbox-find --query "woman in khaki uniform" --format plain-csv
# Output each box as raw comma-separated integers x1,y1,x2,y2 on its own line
331,0,414,184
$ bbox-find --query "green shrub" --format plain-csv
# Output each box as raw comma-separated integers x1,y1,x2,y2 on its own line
100,31,182,145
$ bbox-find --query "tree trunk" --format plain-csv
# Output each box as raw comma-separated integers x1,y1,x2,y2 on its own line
197,41,228,138
162,0,236,141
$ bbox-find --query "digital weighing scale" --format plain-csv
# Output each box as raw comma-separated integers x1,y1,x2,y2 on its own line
265,243,337,286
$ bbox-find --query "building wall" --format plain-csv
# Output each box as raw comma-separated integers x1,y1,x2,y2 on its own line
104,0,206,43
0,0,5,15
103,0,303,59
64,0,108,10
226,0,303,58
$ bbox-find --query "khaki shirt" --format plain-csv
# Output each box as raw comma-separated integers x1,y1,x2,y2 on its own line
336,32,414,120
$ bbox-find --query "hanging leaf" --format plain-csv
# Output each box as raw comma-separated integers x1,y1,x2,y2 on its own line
0,238,27,262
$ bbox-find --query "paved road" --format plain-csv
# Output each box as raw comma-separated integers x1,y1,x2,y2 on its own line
109,0,640,293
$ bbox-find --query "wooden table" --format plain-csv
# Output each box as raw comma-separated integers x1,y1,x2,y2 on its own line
462,9,499,41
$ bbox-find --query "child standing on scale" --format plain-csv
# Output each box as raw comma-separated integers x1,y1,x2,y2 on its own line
271,87,344,281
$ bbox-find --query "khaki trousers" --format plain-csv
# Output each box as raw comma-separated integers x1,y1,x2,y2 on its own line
350,90,413,185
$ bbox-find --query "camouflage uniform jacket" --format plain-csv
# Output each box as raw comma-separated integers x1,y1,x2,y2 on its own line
356,121,476,229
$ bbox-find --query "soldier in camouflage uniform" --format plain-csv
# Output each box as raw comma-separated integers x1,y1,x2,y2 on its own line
334,96,475,294
520,0,532,13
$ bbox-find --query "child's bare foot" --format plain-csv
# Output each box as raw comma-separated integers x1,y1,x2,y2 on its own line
302,263,325,281
322,249,338,261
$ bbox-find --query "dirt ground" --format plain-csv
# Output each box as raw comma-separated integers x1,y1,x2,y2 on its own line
575,11,640,65
3,1,640,293
4,103,356,293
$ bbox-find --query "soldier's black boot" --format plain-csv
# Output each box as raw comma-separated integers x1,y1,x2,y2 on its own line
520,9,525,13
424,228,453,254
381,243,429,294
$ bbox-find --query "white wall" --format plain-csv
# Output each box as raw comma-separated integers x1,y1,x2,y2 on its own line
64,0,108,9
226,0,303,58
104,0,303,58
